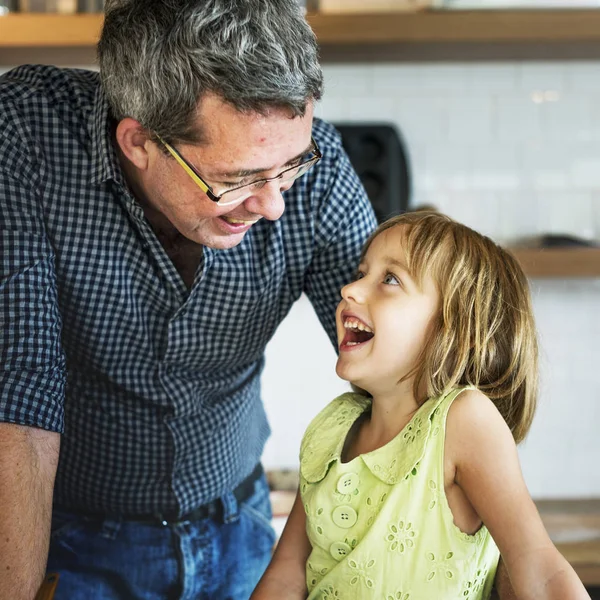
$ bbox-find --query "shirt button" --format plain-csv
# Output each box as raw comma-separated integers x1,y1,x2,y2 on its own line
332,505,358,529
329,541,352,561
336,472,359,495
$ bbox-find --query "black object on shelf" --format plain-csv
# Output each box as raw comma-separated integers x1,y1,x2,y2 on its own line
333,123,411,224
539,233,598,248
0,0,18,12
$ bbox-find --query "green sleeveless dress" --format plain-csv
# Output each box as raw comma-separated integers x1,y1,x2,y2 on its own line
299,387,500,600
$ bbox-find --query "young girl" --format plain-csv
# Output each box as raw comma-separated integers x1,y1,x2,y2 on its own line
251,211,589,600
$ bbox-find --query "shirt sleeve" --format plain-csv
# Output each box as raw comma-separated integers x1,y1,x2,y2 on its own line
0,101,66,433
303,123,378,348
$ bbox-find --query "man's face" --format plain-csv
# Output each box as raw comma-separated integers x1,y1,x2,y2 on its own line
142,94,314,249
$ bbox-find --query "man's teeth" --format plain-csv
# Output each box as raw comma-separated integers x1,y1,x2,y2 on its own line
343,318,373,333
223,217,255,224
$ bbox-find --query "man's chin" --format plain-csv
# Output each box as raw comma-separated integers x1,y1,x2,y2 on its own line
203,232,248,251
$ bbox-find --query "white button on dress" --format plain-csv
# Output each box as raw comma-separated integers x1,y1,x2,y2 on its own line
332,505,358,529
336,472,360,495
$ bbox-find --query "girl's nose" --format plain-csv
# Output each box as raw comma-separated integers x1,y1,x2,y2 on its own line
341,278,364,303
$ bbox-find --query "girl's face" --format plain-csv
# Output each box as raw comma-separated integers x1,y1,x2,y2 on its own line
335,225,440,398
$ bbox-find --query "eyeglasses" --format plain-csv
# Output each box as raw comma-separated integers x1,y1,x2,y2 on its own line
156,134,322,207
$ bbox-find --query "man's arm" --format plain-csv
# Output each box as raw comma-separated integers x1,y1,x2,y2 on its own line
0,423,60,600
302,122,377,349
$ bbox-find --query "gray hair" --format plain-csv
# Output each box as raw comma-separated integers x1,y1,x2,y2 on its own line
97,0,323,144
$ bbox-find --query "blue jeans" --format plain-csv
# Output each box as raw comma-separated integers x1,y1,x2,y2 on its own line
47,473,275,600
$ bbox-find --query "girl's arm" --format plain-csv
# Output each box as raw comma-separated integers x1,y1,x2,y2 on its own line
446,390,590,600
250,488,311,599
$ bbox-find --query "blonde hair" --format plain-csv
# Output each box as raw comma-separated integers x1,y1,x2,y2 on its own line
360,211,538,443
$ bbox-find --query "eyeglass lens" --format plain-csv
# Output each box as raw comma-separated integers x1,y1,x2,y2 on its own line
215,157,319,206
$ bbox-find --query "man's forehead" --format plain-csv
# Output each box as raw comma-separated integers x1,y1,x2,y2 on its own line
196,92,312,137
187,96,314,175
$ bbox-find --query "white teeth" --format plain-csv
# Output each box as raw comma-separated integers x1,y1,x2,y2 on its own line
343,318,373,333
223,217,256,225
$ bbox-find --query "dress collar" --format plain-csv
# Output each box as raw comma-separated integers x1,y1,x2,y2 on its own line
300,390,456,485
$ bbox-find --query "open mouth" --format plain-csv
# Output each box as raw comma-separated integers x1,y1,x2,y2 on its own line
222,216,257,225
218,215,259,233
341,317,374,348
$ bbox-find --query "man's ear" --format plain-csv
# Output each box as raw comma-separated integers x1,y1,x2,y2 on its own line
115,118,152,171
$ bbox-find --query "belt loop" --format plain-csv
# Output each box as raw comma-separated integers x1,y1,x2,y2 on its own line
220,491,240,524
100,515,122,540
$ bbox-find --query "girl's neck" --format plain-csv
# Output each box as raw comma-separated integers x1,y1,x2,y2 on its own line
364,386,422,448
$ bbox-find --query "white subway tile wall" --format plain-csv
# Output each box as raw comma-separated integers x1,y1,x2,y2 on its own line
264,61,600,499
1,60,598,497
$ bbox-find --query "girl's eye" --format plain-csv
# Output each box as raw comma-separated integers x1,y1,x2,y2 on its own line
383,273,400,286
354,270,365,281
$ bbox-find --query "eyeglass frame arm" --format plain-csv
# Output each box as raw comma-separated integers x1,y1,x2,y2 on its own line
155,134,322,204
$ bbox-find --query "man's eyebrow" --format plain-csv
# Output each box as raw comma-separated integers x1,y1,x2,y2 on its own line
213,141,315,179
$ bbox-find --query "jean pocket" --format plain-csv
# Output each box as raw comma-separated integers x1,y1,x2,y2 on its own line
50,509,90,554
239,475,276,545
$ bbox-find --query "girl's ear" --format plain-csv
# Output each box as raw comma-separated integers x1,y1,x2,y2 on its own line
115,117,152,171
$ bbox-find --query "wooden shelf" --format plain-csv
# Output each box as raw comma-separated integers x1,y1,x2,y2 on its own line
510,247,600,279
0,14,102,47
4,10,600,48
308,9,600,45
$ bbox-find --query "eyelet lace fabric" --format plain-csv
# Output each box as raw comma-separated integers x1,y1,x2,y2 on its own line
299,388,500,600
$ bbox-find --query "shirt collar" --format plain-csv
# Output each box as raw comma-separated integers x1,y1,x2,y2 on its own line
88,86,126,188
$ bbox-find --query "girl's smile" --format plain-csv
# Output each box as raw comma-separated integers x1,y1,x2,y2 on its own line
339,311,374,350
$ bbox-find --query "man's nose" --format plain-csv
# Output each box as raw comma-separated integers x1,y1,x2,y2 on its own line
243,180,286,221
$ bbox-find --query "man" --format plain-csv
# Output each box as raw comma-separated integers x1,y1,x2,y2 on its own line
0,1,376,598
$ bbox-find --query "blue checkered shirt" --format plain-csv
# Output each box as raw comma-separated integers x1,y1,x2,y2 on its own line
0,65,377,516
